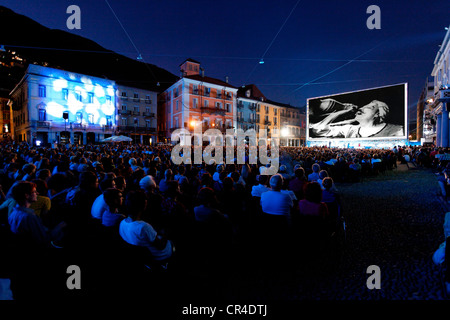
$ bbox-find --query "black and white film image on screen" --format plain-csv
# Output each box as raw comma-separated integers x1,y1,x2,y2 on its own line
307,84,406,140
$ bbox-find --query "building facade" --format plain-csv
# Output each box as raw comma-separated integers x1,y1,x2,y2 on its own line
417,77,435,143
158,59,238,143
116,84,158,145
236,85,281,143
9,64,116,145
430,25,450,147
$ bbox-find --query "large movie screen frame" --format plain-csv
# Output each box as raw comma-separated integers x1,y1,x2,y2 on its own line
307,83,407,141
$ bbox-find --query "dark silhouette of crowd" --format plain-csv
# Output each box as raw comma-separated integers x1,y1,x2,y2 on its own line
0,140,440,300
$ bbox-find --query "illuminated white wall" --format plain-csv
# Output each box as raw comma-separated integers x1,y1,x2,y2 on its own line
27,64,117,128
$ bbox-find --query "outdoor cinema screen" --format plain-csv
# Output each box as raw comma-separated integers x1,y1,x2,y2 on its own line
307,83,407,141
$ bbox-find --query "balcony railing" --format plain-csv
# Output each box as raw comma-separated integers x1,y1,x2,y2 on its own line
119,110,132,115
265,120,272,125
142,112,155,117
119,125,156,133
249,104,257,110
200,106,225,115
35,120,51,128
132,111,140,116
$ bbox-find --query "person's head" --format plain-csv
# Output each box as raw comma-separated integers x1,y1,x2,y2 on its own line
166,180,180,198
318,170,328,180
139,175,156,192
10,180,38,206
355,100,389,125
22,163,36,175
36,168,51,182
99,177,116,193
79,171,98,190
269,174,283,191
312,163,320,173
304,182,323,203
47,173,69,193
258,174,268,186
103,188,124,212
32,179,48,197
125,190,147,220
197,187,216,207
114,176,126,192
322,177,334,191
294,167,305,180
164,169,173,180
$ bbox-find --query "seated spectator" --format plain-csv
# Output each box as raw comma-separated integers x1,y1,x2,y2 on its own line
260,174,293,216
159,169,173,194
120,190,173,262
288,167,307,200
91,177,116,220
317,170,338,192
21,163,36,181
297,182,329,218
8,181,66,248
251,175,271,198
30,179,51,218
194,187,229,224
101,188,126,227
139,175,163,227
308,163,320,182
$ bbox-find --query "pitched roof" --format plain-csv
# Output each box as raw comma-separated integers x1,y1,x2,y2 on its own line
179,58,201,66
184,74,237,88
237,84,267,100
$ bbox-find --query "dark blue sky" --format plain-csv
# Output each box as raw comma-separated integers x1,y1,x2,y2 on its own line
2,0,449,119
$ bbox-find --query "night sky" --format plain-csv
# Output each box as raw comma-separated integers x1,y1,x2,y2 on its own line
2,0,449,121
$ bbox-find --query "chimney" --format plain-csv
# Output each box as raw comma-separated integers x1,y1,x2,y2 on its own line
225,76,228,83
200,67,205,77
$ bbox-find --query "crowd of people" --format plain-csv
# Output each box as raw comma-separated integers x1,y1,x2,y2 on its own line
0,140,442,300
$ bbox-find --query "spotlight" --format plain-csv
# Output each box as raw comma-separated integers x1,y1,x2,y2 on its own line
259,59,264,64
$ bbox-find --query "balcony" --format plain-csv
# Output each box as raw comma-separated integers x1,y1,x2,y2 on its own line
120,96,128,100
35,120,51,128
119,125,156,133
204,91,210,97
132,111,140,116
265,120,272,126
225,95,232,100
145,99,152,104
237,103,243,109
249,104,257,110
200,106,225,115
142,112,155,117
192,89,199,95
216,93,222,99
119,110,132,115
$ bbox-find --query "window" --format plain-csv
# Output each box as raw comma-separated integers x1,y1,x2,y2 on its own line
121,118,127,126
274,109,277,116
204,87,210,96
88,92,94,104
134,118,138,126
226,103,231,112
106,95,112,105
265,106,269,113
175,118,179,128
133,93,139,101
38,108,46,121
193,85,198,94
76,90,82,102
216,102,222,109
193,98,198,108
38,85,46,97
134,106,139,112
121,91,128,98
121,104,127,111
204,100,209,108
146,120,151,128
145,95,151,104
106,116,112,127
176,100,179,111
88,114,94,124
145,107,151,114
62,89,68,101
76,112,82,123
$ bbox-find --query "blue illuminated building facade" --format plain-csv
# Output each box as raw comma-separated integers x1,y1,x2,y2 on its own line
9,64,117,145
